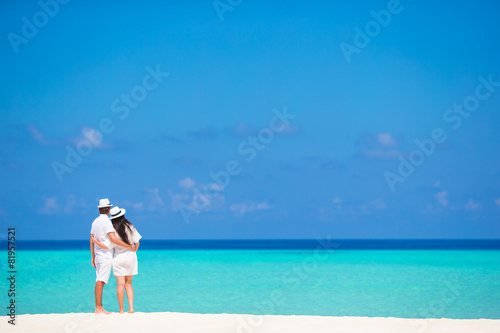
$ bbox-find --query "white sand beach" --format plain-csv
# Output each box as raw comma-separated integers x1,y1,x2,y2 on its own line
2,312,499,333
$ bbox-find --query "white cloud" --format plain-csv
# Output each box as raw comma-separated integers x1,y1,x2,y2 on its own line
169,187,225,213
371,199,387,210
26,124,113,151
38,197,59,215
144,188,165,212
230,122,255,137
202,193,225,211
169,175,229,214
357,199,386,214
65,194,88,214
377,133,397,147
230,203,249,216
39,195,88,215
64,194,76,214
421,191,482,214
132,202,144,210
319,198,386,220
332,197,342,209
256,201,271,210
230,201,272,216
208,183,224,191
464,199,480,211
27,123,48,145
192,193,210,208
123,200,145,211
355,132,403,159
332,197,342,205
435,191,449,207
27,123,59,146
168,191,190,212
275,122,301,136
419,203,435,215
178,177,196,190
72,127,113,151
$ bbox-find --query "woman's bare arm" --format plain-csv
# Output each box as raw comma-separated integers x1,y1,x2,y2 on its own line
108,232,135,251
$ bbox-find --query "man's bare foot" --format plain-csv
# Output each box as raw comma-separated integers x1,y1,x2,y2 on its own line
95,308,111,314
127,309,134,313
119,310,125,314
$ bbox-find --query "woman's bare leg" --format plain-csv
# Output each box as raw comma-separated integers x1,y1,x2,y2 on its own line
124,275,134,313
116,276,126,313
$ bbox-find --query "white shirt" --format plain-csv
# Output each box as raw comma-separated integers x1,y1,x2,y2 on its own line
104,225,142,256
90,214,115,259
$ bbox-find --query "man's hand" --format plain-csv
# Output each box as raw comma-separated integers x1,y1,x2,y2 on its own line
128,244,135,252
91,257,96,268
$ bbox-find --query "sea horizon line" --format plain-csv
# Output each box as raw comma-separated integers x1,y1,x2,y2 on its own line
3,239,499,250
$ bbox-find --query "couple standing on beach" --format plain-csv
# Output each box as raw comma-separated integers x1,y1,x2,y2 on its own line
90,198,142,314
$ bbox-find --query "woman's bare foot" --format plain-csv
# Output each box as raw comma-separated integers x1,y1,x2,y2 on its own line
95,307,111,314
119,309,125,314
127,308,134,313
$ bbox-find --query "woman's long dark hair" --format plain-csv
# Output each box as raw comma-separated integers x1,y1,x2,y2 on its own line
111,216,134,245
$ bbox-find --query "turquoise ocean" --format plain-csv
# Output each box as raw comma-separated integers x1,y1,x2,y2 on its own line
1,240,499,318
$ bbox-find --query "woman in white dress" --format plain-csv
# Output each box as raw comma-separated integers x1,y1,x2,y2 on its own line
92,206,141,313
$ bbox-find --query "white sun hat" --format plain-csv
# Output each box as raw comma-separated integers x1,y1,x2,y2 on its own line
97,198,112,208
110,206,126,219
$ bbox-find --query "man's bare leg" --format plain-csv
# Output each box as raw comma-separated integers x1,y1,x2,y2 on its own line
94,281,110,314
124,276,134,313
116,276,126,314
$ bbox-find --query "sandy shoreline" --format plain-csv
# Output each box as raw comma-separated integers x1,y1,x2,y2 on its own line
2,312,499,333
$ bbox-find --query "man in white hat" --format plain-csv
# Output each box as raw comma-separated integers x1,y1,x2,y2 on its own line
90,198,135,314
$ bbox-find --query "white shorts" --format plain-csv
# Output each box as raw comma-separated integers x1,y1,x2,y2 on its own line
95,256,112,284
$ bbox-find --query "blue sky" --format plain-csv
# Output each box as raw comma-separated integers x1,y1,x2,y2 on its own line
1,0,500,240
